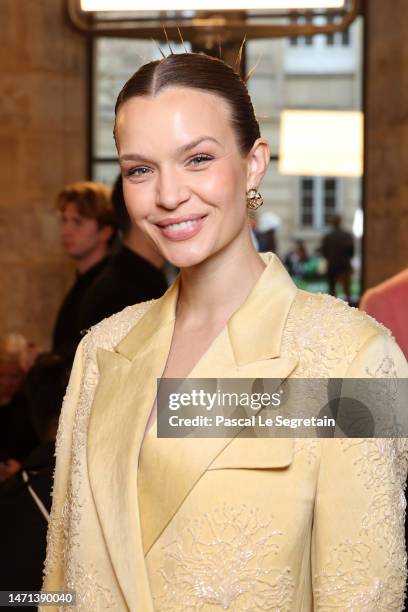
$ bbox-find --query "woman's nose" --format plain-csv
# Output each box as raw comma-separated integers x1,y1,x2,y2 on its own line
156,168,189,209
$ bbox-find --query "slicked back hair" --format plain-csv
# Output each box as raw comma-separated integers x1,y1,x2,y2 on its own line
114,52,260,156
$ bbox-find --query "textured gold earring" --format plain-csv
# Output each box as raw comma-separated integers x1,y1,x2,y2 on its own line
246,188,263,211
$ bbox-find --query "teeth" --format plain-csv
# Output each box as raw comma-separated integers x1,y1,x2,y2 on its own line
165,219,197,230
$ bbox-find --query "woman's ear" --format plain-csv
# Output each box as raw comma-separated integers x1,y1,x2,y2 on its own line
246,138,270,190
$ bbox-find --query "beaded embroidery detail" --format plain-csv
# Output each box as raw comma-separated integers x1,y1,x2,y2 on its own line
154,505,294,611
313,441,408,609
65,563,115,611
314,541,389,610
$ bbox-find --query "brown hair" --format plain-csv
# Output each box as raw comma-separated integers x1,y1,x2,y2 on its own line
56,181,116,229
114,52,260,155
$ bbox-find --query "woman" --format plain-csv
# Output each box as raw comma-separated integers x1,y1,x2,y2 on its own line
42,53,408,611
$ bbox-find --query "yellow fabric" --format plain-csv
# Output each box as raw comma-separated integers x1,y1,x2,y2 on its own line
42,253,408,611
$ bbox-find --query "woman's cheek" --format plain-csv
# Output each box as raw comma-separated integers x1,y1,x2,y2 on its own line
196,164,235,201
124,184,153,222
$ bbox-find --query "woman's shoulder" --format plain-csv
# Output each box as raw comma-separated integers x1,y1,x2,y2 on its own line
81,298,157,353
292,289,392,341
284,289,406,377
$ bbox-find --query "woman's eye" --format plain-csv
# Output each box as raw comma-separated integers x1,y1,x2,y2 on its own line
126,167,152,178
188,154,214,166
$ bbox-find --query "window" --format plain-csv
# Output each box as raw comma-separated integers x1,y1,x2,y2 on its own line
289,15,351,49
300,177,314,226
300,177,339,229
289,15,314,47
326,15,350,46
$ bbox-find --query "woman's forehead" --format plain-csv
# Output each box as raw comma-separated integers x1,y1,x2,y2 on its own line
116,87,235,146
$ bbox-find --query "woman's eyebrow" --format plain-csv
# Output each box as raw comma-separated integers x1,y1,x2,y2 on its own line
176,136,221,155
119,152,153,163
119,136,221,163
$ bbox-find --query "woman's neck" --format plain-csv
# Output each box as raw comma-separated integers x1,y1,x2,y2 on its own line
176,233,266,330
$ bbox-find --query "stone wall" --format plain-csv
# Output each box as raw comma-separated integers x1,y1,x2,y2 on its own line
0,0,88,349
364,0,408,288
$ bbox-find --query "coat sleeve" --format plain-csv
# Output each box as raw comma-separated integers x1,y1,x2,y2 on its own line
312,331,408,610
41,338,86,596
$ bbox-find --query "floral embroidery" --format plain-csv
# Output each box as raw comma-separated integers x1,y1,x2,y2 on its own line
361,489,406,569
283,293,370,377
294,439,320,463
282,292,391,378
314,540,404,610
65,562,115,611
367,354,398,378
340,439,408,490
40,563,115,612
314,416,408,604
154,505,294,611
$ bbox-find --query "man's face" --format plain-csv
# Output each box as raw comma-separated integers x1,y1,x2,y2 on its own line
60,203,106,261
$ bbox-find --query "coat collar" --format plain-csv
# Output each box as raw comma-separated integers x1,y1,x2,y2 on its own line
227,252,298,365
114,252,298,367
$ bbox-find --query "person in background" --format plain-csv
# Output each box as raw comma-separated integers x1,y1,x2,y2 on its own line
79,175,168,331
321,214,354,302
0,354,70,600
254,210,280,253
284,239,309,278
360,267,408,360
52,181,116,362
0,334,40,481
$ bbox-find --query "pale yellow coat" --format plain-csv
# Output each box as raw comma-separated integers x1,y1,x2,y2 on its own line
42,253,408,611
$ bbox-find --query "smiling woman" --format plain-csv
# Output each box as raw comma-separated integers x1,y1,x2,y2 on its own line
113,53,268,272
116,86,269,271
41,53,408,612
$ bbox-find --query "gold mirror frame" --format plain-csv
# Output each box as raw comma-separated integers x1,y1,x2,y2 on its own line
66,0,360,43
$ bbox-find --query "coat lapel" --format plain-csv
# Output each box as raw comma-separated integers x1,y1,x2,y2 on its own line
87,281,179,611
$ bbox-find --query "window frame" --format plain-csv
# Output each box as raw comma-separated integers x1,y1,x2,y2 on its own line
298,176,341,230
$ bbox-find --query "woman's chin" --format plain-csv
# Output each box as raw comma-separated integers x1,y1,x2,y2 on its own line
163,244,212,270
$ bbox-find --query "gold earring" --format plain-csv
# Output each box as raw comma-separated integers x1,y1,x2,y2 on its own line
246,188,263,211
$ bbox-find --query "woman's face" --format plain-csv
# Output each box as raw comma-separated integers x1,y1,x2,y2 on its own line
116,86,269,268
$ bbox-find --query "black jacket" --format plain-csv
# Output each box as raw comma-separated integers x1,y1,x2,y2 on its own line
52,257,108,362
0,441,55,599
79,246,168,330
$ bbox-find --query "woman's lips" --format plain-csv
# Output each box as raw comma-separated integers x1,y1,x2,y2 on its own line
156,215,207,241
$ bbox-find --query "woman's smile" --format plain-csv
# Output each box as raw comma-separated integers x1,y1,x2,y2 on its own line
155,213,208,241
